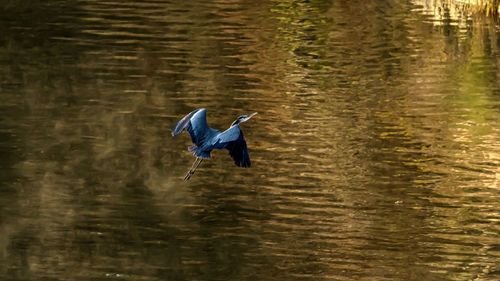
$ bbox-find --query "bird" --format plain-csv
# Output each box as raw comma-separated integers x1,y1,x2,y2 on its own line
171,108,257,180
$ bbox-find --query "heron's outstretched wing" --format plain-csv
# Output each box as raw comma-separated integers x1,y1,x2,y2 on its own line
171,108,212,146
216,126,251,167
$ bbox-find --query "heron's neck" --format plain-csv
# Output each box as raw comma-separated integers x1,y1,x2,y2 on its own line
231,120,240,126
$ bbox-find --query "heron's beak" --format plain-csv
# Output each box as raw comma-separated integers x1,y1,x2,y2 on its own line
243,112,257,122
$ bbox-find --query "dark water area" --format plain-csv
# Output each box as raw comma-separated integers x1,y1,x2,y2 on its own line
0,0,498,280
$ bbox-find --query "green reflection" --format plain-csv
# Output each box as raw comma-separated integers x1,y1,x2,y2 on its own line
0,0,498,280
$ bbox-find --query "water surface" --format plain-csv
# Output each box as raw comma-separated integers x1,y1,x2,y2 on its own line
0,1,498,280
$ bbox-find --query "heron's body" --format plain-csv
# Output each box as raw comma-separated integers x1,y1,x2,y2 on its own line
172,108,256,179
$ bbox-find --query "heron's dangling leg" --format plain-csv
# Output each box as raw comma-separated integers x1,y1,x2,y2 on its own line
188,158,203,180
188,157,200,171
184,158,203,181
184,158,199,181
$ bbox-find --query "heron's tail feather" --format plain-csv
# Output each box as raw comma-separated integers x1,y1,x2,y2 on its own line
188,145,211,158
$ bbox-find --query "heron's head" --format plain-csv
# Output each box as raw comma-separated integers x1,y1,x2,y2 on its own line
231,112,257,126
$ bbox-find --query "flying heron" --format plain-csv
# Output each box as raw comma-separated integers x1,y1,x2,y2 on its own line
172,108,257,180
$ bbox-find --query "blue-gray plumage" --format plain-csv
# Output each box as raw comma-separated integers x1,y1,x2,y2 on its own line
172,108,257,180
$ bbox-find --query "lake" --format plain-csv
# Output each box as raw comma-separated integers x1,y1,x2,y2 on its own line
0,0,498,280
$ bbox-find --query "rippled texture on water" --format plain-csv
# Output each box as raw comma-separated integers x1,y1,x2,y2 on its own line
0,1,499,280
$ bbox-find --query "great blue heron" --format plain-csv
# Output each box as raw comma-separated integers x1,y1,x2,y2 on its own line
172,108,257,180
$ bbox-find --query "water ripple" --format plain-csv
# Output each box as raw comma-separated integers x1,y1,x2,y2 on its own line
0,0,499,280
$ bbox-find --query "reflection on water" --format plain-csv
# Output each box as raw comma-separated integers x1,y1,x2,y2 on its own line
0,0,498,280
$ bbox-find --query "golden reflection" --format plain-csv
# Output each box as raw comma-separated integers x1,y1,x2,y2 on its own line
0,0,499,280
412,0,499,21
